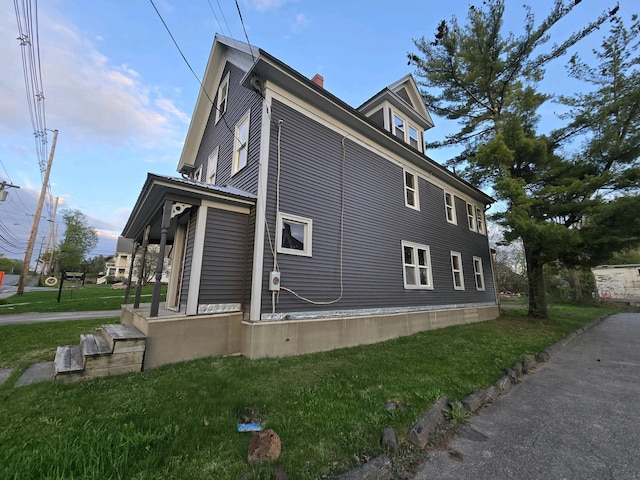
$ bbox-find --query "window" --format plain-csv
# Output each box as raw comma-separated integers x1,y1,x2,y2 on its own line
207,147,218,184
276,212,312,257
402,241,433,289
476,207,485,235
444,191,456,224
393,114,405,140
404,170,419,209
233,111,250,175
215,72,230,124
451,251,465,290
408,125,419,149
473,256,485,290
466,203,477,231
193,165,203,182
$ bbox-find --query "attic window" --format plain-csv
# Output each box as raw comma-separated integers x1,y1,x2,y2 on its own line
215,72,230,124
408,125,419,149
393,115,405,140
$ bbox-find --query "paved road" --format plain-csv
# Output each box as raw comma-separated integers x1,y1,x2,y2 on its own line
0,310,122,326
412,313,640,480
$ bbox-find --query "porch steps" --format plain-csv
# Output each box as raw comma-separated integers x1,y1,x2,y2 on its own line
54,324,146,383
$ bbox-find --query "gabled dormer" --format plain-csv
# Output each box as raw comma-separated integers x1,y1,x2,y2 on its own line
358,75,434,154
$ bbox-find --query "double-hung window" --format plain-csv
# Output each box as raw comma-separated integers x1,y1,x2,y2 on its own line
232,111,250,175
408,125,419,149
393,114,405,140
193,165,203,182
276,212,312,257
466,203,477,231
473,256,485,291
404,170,419,210
476,207,485,235
451,251,465,290
207,147,218,184
402,241,433,289
215,72,230,124
444,191,456,224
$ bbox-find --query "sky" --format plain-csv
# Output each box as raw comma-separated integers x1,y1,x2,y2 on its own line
0,0,634,264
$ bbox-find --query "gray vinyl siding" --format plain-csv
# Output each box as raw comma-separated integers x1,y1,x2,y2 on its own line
261,99,495,315
396,87,411,104
199,208,251,306
193,62,262,195
367,108,385,130
179,210,198,312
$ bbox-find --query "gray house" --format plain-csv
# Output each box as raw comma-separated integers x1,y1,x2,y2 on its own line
119,35,499,369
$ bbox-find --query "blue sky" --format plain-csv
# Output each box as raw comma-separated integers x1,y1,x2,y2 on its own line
0,0,632,262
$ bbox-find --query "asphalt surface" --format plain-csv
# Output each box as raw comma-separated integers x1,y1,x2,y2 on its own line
412,313,640,480
0,274,120,325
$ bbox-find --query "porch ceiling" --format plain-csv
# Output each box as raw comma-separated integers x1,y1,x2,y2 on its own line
121,173,256,243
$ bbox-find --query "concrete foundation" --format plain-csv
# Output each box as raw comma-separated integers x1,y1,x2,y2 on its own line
122,304,500,368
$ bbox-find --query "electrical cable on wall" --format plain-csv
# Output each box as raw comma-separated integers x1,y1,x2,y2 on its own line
267,120,347,307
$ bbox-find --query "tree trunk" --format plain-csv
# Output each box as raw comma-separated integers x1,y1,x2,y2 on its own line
523,238,548,319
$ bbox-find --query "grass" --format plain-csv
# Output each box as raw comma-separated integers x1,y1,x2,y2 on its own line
0,284,166,314
0,303,617,479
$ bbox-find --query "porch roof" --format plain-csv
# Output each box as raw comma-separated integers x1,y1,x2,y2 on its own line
121,173,256,244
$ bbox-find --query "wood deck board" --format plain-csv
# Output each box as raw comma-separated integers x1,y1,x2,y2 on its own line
80,334,111,356
54,345,83,373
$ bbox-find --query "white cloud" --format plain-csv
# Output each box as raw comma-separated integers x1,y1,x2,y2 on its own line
291,13,309,33
0,4,188,149
247,0,298,12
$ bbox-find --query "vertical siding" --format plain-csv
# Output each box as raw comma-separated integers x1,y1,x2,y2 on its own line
179,210,198,312
192,62,262,195
199,208,251,306
260,99,495,315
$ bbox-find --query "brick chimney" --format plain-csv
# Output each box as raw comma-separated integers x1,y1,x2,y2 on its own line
311,73,324,88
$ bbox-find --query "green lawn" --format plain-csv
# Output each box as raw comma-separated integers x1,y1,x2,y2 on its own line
0,284,165,314
0,304,616,479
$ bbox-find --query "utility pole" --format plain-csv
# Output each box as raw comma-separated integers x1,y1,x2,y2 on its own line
18,129,58,295
39,195,59,283
0,181,20,202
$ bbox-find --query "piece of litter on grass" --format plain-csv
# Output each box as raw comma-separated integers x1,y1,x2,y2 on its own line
237,423,262,432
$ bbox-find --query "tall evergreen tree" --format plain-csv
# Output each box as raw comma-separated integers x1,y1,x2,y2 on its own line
407,1,634,318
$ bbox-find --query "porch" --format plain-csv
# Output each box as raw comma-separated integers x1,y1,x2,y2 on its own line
121,303,243,370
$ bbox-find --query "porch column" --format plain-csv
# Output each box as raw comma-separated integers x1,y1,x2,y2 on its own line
150,199,172,317
134,226,150,308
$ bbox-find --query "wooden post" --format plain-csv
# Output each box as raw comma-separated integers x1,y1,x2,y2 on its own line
150,200,172,317
134,227,150,309
18,129,58,295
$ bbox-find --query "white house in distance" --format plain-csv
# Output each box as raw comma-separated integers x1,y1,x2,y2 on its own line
593,264,640,303
103,236,171,284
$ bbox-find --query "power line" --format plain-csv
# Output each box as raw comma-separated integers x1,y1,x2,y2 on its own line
234,0,255,63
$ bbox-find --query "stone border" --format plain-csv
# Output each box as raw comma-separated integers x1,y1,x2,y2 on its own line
329,314,608,480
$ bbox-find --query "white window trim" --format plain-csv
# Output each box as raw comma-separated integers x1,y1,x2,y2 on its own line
404,169,419,210
214,72,230,125
232,110,250,175
466,203,477,232
476,207,486,235
207,147,219,184
193,165,203,182
473,256,485,291
391,109,422,152
402,241,433,289
451,251,465,290
276,212,312,257
444,191,457,224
